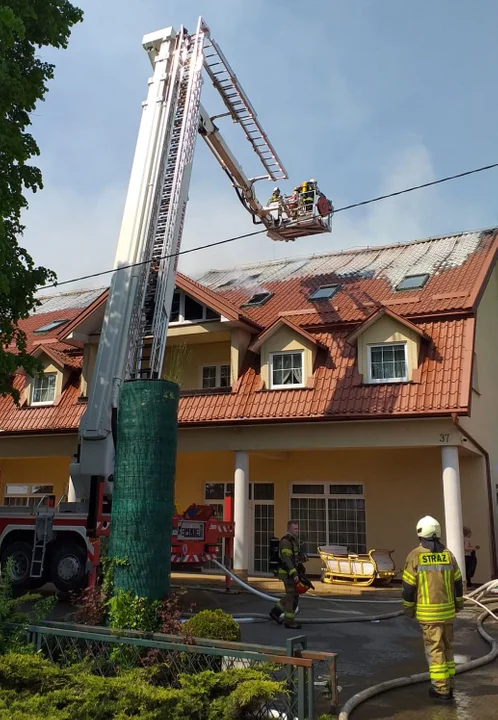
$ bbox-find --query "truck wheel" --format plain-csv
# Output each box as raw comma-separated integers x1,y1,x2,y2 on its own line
50,543,87,593
1,540,35,591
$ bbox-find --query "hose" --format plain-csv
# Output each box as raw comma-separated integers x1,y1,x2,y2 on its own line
209,559,405,623
338,580,498,720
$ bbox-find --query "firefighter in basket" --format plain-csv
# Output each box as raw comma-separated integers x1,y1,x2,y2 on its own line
269,520,314,629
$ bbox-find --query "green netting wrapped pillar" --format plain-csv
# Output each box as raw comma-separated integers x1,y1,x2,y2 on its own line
109,379,180,600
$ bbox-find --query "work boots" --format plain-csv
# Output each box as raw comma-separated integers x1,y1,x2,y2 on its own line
284,620,302,629
428,687,453,704
269,608,283,624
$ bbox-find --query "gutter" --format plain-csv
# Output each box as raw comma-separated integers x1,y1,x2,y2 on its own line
452,414,498,576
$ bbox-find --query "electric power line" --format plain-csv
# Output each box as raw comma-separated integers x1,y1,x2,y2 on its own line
44,161,498,290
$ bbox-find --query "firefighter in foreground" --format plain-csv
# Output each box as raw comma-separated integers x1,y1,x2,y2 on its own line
269,520,313,629
402,515,464,703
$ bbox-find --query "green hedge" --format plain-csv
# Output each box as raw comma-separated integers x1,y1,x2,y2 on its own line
0,653,283,720
182,609,241,642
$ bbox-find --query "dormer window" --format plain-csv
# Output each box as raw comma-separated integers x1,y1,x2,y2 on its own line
368,343,407,383
309,285,339,301
270,351,304,389
32,372,57,405
395,274,429,291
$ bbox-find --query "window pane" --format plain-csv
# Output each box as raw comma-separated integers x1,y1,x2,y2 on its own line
369,345,406,381
328,498,367,553
205,483,225,500
292,484,325,495
205,307,220,320
170,291,180,322
329,485,363,495
5,484,29,495
290,497,327,555
272,353,303,387
220,365,230,388
202,366,217,389
33,373,56,403
184,294,204,321
31,485,54,495
253,483,274,500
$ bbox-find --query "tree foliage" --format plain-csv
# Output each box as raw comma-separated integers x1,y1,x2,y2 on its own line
0,0,83,401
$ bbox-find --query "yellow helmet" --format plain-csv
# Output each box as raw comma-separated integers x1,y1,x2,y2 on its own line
416,515,441,539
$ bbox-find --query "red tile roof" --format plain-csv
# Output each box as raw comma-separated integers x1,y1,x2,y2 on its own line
197,229,498,327
0,229,496,434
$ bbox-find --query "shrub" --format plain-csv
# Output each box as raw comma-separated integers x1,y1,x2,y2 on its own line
0,653,284,719
181,609,241,642
0,559,56,655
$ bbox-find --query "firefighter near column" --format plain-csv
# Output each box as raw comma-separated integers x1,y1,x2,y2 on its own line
402,515,464,704
269,520,314,629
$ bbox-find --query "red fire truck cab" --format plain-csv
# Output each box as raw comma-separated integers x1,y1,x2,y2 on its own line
0,482,233,593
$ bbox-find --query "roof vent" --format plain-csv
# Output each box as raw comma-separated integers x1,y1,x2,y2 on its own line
309,284,340,301
242,292,273,307
396,274,429,291
246,273,262,282
34,319,69,334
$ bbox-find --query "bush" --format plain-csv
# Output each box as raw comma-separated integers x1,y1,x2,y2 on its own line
181,609,241,643
0,653,284,720
0,559,56,655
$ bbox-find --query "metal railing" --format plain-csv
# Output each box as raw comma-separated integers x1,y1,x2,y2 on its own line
22,620,337,719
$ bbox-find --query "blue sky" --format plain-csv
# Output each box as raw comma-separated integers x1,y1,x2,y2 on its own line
22,0,498,289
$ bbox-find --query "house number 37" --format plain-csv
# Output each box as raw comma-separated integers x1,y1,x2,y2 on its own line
439,434,450,443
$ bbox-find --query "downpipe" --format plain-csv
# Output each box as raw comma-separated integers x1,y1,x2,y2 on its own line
338,579,498,720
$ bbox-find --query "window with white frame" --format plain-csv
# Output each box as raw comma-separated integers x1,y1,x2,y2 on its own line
4,484,54,507
367,343,407,383
270,351,304,389
31,373,57,405
201,364,231,389
290,483,366,555
170,290,221,324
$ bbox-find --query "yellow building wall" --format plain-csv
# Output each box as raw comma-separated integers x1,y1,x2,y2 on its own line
163,341,231,389
174,445,492,581
0,457,71,502
260,326,315,388
460,264,498,567
357,315,420,381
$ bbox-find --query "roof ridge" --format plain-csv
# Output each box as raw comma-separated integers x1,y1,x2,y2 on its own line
194,226,498,278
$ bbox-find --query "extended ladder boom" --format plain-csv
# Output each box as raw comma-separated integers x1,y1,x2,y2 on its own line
70,17,331,500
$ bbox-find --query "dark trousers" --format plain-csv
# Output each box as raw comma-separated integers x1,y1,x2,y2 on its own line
465,551,477,585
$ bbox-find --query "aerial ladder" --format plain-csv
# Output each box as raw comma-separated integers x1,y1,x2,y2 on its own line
0,18,333,593
69,17,332,507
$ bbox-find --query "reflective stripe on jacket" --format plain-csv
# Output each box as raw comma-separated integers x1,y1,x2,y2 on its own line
402,544,464,622
278,533,300,578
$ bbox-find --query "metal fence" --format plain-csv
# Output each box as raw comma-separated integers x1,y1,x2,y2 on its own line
23,621,338,719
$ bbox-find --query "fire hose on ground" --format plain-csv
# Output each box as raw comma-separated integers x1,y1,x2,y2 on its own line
338,580,498,719
193,561,498,718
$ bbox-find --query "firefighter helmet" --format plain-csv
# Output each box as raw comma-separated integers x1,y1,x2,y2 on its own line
416,515,441,539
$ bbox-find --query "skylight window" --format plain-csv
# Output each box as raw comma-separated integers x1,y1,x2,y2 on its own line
309,285,340,301
396,274,430,291
242,292,273,307
34,319,69,334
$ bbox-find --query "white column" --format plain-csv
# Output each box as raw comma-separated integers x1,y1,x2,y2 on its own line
441,446,466,581
233,451,249,577
68,478,77,503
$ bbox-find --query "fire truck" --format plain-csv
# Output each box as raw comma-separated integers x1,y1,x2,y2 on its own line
0,18,332,593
